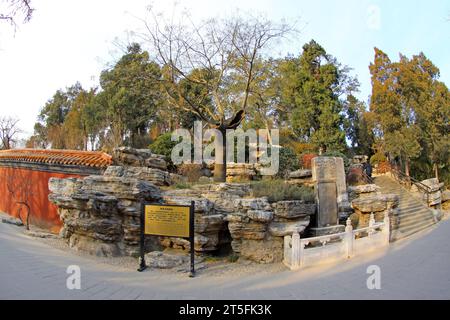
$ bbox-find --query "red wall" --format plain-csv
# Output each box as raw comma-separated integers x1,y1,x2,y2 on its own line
0,167,82,233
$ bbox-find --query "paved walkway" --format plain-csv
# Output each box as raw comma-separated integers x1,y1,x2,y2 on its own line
1,218,450,300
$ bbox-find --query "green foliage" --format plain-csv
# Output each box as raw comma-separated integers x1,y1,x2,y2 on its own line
277,147,300,178
277,40,358,153
369,48,449,180
370,152,387,165
343,95,374,156
227,253,240,263
98,43,163,150
149,133,176,160
173,182,193,189
251,180,315,203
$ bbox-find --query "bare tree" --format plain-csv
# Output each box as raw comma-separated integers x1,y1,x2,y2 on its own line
0,0,33,30
138,7,295,181
0,117,21,149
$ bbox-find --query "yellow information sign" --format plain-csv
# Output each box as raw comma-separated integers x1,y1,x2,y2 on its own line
144,204,190,238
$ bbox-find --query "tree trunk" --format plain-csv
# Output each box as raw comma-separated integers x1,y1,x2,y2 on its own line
405,158,411,188
434,163,439,181
213,127,227,182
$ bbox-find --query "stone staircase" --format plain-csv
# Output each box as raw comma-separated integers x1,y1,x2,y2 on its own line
374,175,436,241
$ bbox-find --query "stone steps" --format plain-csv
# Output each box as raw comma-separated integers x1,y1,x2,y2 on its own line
374,175,435,241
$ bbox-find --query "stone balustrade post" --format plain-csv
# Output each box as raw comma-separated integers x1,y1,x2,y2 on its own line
345,218,353,258
383,209,391,244
291,230,302,270
284,235,291,266
368,212,376,238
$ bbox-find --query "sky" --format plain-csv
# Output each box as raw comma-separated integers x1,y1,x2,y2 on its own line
0,0,449,140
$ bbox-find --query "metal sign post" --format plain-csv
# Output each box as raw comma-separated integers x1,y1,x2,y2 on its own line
137,201,195,278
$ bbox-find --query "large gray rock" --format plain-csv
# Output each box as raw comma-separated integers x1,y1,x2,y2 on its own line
348,184,381,195
233,237,284,264
351,194,399,213
442,190,450,203
234,198,272,211
268,218,310,237
274,201,316,219
1,215,24,226
225,214,267,240
288,169,312,179
112,147,167,170
421,178,444,193
104,166,170,186
246,210,273,223
226,163,257,180
144,251,189,269
81,175,161,201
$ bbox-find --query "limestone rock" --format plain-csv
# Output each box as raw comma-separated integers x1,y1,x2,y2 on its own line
234,197,272,211
424,191,442,206
348,184,381,195
421,178,444,193
25,230,59,239
235,237,284,264
351,194,399,213
274,201,316,219
268,218,310,237
162,194,214,214
144,251,189,269
104,166,170,186
227,216,267,240
441,190,450,203
81,175,161,201
1,215,24,226
68,234,122,257
195,214,224,233
246,210,273,223
288,169,312,179
112,147,167,170
198,176,213,184
169,173,188,185
48,177,82,195
226,163,256,176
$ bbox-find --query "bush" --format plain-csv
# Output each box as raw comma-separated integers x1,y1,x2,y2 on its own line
300,153,318,169
149,133,177,160
277,147,300,179
370,152,387,166
251,180,315,203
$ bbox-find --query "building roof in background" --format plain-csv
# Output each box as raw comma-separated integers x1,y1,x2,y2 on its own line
0,149,112,168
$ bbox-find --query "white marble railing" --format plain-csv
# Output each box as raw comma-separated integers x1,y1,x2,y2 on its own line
284,211,390,270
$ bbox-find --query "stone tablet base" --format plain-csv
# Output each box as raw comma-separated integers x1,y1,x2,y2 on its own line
309,225,345,237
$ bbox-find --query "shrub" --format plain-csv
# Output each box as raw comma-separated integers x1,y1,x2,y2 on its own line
370,152,387,166
251,179,315,203
301,153,318,169
289,142,315,157
149,133,177,160
277,147,300,179
173,182,192,189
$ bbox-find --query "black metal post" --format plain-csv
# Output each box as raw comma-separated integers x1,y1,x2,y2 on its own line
189,200,195,278
137,200,147,272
